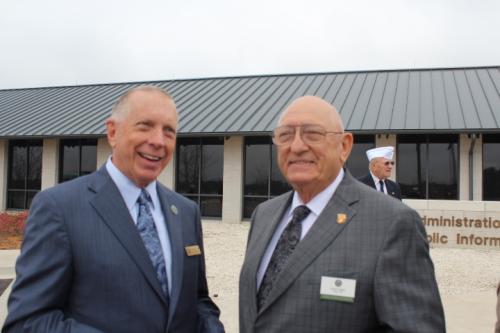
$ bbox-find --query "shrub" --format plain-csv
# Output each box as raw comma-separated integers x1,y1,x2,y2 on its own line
0,211,28,235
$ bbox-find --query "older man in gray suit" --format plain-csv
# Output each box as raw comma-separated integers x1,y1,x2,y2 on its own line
3,86,224,333
239,96,445,332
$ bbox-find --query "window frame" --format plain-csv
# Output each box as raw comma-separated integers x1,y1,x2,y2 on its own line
7,139,43,210
242,136,291,219
175,137,224,218
58,138,97,183
397,134,459,200
346,134,375,178
482,133,500,201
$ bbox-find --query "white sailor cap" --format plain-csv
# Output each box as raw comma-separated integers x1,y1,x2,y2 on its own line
366,146,394,161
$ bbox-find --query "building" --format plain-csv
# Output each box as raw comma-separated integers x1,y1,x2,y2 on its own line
1,66,499,248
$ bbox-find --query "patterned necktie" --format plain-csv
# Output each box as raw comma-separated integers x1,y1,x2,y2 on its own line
137,189,169,300
379,180,385,193
257,205,311,310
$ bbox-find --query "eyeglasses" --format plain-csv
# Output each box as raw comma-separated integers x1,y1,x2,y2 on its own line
384,161,395,166
272,124,343,146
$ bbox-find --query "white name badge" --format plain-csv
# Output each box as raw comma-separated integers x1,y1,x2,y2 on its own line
320,276,356,303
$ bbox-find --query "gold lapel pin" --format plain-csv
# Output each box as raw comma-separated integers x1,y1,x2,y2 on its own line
185,245,201,256
337,213,347,224
171,205,178,215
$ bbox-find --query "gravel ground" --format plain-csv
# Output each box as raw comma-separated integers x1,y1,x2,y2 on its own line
202,221,500,332
430,247,500,295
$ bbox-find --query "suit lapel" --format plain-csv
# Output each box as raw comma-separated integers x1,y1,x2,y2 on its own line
361,174,376,190
245,193,292,316
258,172,360,314
88,167,168,305
386,180,398,198
156,184,184,324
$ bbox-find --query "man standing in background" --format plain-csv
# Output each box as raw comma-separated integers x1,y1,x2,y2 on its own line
358,146,402,200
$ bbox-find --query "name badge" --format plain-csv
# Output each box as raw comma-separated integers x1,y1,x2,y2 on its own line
320,276,356,303
185,245,202,256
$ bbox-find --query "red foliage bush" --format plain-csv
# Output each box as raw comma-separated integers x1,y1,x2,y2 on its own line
0,211,28,235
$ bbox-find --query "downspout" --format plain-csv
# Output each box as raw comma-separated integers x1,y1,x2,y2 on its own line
468,133,477,200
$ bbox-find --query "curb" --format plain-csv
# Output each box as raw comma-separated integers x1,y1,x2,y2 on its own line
0,279,13,328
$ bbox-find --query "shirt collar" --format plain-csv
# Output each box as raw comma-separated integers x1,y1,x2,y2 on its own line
290,168,345,217
370,171,383,184
106,157,158,211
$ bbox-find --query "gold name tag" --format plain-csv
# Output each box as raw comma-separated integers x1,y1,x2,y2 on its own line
185,245,201,256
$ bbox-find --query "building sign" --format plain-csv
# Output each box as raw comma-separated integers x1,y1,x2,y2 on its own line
422,215,500,249
405,200,500,250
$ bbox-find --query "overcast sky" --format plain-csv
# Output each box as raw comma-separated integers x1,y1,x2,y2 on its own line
1,0,499,89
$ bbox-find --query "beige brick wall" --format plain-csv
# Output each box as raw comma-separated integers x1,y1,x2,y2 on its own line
473,135,483,201
0,140,6,210
222,136,243,223
41,139,58,190
459,134,483,201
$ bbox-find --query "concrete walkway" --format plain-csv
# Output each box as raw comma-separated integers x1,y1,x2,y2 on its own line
0,250,17,329
0,250,497,332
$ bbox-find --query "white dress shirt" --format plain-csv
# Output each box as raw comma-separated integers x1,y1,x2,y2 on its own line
369,171,386,194
106,158,172,293
256,168,345,288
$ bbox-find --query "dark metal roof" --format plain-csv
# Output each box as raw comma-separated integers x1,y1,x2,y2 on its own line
1,66,499,138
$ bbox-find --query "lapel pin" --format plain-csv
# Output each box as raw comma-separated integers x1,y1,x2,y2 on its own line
185,245,201,256
337,213,347,224
171,205,178,215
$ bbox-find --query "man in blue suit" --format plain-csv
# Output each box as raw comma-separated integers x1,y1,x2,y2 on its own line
2,86,224,333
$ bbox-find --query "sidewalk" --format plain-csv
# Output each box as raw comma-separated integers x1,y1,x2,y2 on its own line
0,250,18,329
0,249,497,332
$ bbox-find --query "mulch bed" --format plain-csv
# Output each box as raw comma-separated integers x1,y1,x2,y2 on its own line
0,234,22,250
0,278,13,296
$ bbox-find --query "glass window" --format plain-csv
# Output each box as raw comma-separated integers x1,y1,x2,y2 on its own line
243,137,291,219
346,134,375,178
176,138,199,195
398,136,426,198
397,134,458,199
176,137,223,218
483,134,500,201
7,140,43,209
59,139,97,182
270,144,289,195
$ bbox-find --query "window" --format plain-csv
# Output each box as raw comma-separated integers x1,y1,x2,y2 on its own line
397,134,458,199
243,137,291,219
176,137,223,218
7,140,43,209
346,134,375,178
483,134,500,201
59,138,97,182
